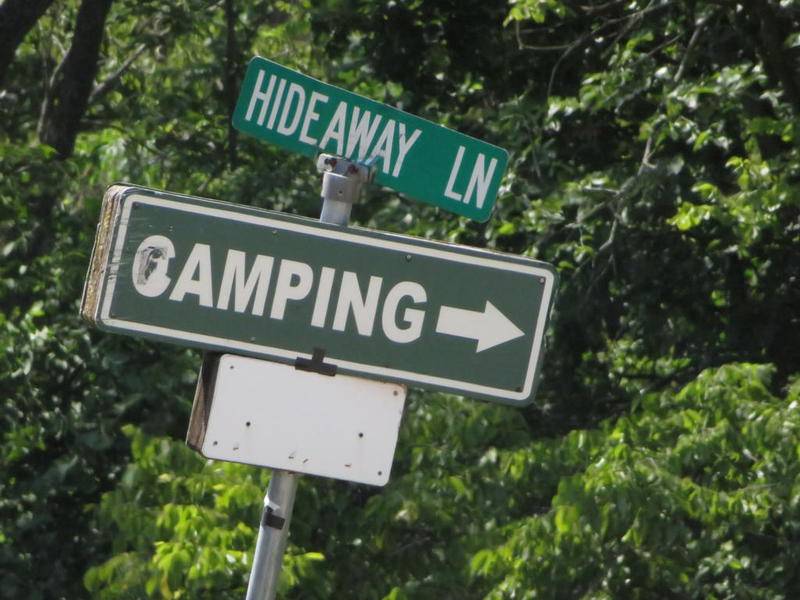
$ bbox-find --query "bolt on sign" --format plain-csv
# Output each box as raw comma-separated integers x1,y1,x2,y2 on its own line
81,185,557,406
232,57,509,222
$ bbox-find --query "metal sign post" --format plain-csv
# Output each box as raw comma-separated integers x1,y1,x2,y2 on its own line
246,470,298,600
244,155,369,600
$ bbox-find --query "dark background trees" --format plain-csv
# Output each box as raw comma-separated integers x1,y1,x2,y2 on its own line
1,0,799,598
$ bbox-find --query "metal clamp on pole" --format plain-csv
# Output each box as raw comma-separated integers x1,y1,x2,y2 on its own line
244,154,371,600
316,154,372,226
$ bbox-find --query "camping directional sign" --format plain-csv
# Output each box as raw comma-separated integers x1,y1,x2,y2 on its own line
81,185,557,406
232,57,509,222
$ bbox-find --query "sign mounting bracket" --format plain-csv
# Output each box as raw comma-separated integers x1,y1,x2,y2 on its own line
294,347,337,377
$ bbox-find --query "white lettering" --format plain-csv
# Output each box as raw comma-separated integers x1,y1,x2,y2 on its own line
392,124,422,178
298,91,329,145
244,69,275,125
346,107,382,161
381,281,426,343
464,153,499,209
169,243,213,307
318,101,348,155
444,145,466,201
310,266,336,328
332,272,383,336
216,250,274,316
266,78,287,130
276,83,306,136
369,119,395,175
270,259,313,320
244,70,276,126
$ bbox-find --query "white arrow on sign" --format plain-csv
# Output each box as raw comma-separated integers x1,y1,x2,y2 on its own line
435,300,524,352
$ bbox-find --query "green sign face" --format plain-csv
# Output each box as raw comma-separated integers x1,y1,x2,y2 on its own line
232,57,508,222
82,186,557,406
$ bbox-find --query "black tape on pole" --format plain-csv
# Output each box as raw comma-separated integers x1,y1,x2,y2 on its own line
262,507,286,530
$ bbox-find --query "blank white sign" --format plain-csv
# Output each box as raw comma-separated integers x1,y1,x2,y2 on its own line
200,354,406,486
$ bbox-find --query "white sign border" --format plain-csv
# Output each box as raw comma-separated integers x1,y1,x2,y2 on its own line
99,194,556,404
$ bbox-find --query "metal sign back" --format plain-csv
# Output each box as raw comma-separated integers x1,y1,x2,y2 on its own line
191,354,406,486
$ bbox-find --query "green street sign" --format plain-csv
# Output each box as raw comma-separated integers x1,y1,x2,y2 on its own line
81,185,557,406
232,57,509,222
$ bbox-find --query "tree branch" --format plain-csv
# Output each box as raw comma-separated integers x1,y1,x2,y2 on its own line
744,0,800,115
224,0,238,169
639,10,711,175
37,0,114,157
579,0,629,16
0,0,56,87
88,43,146,104
546,0,674,99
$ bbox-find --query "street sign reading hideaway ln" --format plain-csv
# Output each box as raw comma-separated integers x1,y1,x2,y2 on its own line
81,185,557,406
232,57,508,222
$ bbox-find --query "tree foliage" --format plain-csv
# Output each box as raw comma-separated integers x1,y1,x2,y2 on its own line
1,0,799,598
84,365,800,598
